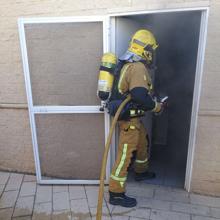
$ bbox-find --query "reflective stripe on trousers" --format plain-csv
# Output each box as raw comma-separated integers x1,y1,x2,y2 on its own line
109,118,149,193
115,144,128,177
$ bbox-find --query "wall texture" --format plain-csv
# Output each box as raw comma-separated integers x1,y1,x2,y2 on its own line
191,0,220,196
1,0,219,196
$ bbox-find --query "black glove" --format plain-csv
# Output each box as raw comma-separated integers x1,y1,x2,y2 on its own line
107,100,123,116
107,100,133,120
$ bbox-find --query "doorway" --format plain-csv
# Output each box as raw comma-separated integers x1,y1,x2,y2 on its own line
111,10,204,188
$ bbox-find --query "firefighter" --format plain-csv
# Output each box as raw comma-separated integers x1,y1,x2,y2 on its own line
108,29,165,208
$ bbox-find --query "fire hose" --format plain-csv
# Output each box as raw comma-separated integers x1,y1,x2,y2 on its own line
96,95,131,220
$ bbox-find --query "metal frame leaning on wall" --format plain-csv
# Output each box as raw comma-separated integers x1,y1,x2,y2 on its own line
18,16,111,185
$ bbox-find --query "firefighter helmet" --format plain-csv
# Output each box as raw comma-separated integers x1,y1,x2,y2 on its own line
128,29,158,65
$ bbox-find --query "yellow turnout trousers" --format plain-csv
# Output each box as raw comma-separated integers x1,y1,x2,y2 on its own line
109,118,149,193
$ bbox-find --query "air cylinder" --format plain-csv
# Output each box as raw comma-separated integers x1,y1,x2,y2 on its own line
97,53,117,101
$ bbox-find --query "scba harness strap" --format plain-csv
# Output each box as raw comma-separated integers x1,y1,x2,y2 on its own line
107,61,145,120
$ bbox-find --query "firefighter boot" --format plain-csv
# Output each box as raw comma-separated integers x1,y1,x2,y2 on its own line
109,191,137,208
134,171,156,182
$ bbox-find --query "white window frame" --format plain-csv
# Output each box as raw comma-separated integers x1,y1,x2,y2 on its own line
18,16,111,184
109,6,209,192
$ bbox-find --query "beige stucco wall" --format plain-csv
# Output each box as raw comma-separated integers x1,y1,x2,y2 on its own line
191,0,220,196
1,0,219,196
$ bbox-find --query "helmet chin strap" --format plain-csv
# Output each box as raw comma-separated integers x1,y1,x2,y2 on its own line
143,45,157,70
145,54,157,70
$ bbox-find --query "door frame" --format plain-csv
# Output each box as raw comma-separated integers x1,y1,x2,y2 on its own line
109,6,209,192
18,16,111,184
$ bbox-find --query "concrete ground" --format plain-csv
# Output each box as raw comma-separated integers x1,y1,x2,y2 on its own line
0,172,220,220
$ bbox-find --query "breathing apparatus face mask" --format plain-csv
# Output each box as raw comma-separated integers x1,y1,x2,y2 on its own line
143,45,157,70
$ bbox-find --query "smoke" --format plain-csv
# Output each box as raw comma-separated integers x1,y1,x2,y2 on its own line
153,12,201,173
148,11,201,162
122,11,201,185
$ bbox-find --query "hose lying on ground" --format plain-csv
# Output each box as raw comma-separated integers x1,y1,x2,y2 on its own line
96,95,131,220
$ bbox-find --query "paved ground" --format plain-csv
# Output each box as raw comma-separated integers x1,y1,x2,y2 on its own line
0,172,220,220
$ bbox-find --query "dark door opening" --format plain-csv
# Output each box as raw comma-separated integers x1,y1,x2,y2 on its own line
114,10,201,188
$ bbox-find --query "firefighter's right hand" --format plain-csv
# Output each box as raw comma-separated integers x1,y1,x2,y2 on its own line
154,96,168,115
